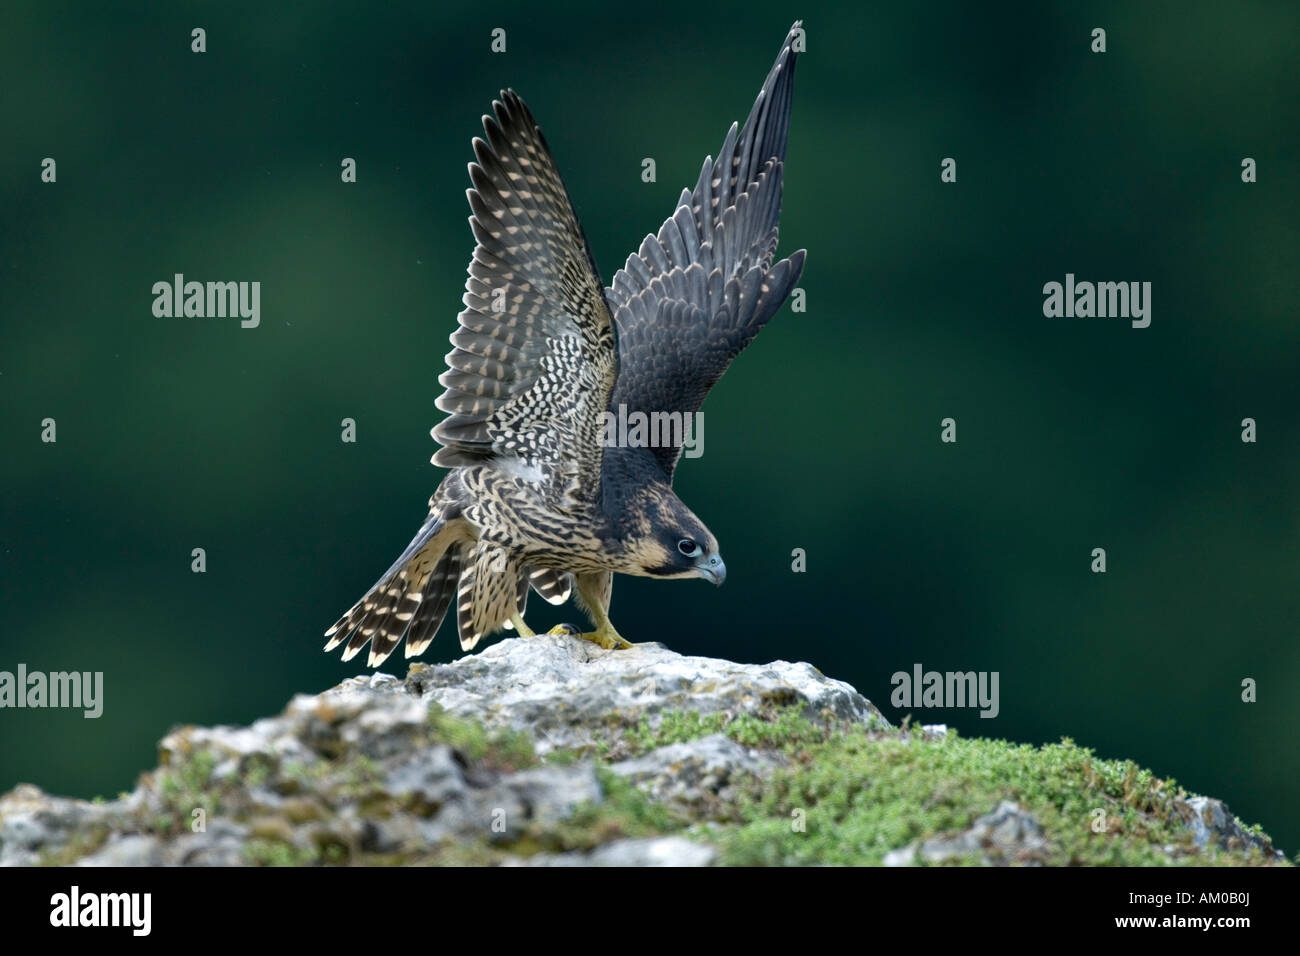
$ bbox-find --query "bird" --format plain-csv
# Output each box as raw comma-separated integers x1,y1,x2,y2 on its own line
325,22,806,666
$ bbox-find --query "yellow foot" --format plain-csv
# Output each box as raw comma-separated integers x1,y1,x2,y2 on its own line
507,613,536,637
547,623,637,650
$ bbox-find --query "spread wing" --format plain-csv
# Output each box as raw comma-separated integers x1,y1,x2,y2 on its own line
432,91,616,505
605,22,807,481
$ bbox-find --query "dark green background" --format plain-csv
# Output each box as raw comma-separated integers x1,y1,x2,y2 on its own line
3,2,1297,856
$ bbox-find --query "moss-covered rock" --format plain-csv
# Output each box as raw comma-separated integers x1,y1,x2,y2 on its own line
0,634,1287,866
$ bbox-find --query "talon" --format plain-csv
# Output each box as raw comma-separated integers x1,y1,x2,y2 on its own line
548,623,637,650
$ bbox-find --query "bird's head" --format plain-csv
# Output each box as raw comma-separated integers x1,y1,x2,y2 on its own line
621,486,726,586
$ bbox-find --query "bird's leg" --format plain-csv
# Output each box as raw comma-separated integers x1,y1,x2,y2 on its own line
507,612,536,637
547,572,637,650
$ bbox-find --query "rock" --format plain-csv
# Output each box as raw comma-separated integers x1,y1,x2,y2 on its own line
1,634,871,866
508,836,716,867
76,834,161,867
1178,795,1280,858
164,820,251,867
401,635,883,754
0,784,128,867
0,633,1288,866
497,764,603,826
885,801,1049,866
382,746,467,809
609,734,775,813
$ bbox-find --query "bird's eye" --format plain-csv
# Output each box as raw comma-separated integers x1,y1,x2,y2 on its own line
677,538,700,557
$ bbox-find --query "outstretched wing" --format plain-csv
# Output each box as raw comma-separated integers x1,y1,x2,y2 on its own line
605,22,807,481
432,91,616,505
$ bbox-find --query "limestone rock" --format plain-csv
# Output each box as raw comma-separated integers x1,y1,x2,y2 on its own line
0,634,1286,866
885,801,1050,866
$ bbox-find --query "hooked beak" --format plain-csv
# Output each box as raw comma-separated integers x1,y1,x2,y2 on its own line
696,553,726,586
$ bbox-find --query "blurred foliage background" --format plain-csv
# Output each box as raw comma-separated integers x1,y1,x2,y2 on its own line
2,1,1297,855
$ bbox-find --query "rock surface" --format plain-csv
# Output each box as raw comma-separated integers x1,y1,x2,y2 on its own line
0,634,1287,866
884,800,1049,866
1180,795,1280,857
402,636,881,751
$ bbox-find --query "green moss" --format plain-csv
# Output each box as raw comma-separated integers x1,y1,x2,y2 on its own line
154,748,220,834
240,753,275,789
81,701,1283,867
37,825,112,866
724,709,836,751
714,729,1285,866
281,759,331,785
243,837,320,866
332,755,381,798
427,703,537,771
622,710,728,753
619,706,843,757
406,838,504,866
543,748,581,766
551,706,1284,866
530,766,684,854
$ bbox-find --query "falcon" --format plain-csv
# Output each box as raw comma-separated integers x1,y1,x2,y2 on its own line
325,23,806,665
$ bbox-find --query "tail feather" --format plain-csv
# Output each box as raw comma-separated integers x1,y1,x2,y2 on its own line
455,567,482,651
324,509,460,666
323,607,357,652
340,603,382,662
404,545,463,658
365,566,426,667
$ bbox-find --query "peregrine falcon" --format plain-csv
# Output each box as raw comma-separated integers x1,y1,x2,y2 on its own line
325,23,806,665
